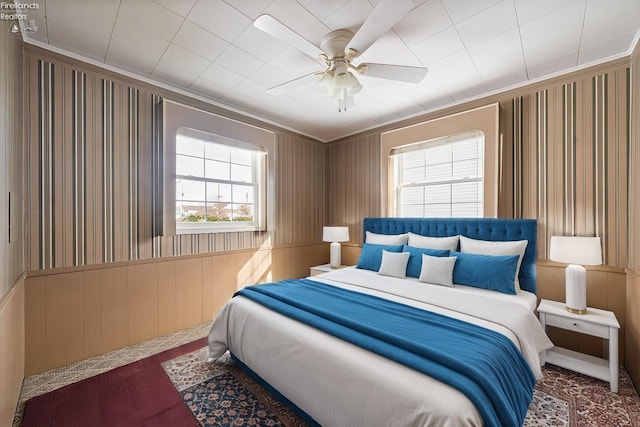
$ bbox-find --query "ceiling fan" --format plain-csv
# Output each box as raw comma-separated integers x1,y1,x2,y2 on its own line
253,0,428,112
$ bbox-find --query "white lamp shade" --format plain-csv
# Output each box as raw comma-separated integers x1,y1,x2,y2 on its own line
549,236,602,266
323,226,349,243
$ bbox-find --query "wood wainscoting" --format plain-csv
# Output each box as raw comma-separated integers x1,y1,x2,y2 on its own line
24,243,327,375
0,277,25,427
626,269,640,387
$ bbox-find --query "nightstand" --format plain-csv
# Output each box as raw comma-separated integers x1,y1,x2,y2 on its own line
309,263,345,276
537,299,620,392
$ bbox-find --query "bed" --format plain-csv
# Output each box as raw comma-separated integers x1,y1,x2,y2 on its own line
207,217,553,426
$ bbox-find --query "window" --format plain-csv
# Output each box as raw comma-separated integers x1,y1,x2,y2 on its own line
175,128,266,233
391,131,484,218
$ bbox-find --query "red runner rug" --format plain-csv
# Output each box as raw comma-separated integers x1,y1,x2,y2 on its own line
21,338,206,427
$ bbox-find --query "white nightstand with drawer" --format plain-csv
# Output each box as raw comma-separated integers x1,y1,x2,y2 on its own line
537,299,620,392
309,264,346,276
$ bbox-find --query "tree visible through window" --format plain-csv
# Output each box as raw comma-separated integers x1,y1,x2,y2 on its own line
391,131,484,218
175,129,265,233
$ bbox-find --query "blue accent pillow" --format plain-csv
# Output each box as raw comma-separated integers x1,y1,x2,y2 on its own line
450,251,520,295
356,243,404,272
402,245,450,278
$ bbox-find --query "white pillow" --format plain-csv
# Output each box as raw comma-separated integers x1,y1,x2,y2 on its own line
366,231,409,245
408,232,459,251
459,235,528,290
377,250,411,279
418,254,457,287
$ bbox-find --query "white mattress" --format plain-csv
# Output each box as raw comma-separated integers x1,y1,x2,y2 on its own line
208,267,552,427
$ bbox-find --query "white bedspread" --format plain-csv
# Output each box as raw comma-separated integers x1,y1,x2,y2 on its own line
208,268,553,427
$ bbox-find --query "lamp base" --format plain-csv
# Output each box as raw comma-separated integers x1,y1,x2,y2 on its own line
329,242,342,269
565,306,588,315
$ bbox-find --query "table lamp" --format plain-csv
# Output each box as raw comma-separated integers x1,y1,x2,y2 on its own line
323,226,350,268
549,236,602,314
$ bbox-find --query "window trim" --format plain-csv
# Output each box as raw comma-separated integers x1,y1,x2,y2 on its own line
391,131,484,218
174,128,267,234
380,103,500,218
162,100,275,236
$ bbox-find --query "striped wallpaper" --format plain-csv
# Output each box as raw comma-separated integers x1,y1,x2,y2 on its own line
22,47,635,273
504,64,630,267
328,60,631,269
0,28,25,299
630,44,640,274
24,51,326,271
325,133,381,245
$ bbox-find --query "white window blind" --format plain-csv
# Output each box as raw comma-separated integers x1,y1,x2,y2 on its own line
391,131,484,218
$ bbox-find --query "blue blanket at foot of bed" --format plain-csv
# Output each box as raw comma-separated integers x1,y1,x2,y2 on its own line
235,279,536,427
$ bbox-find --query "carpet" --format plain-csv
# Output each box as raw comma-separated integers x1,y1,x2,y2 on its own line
20,339,207,427
20,339,640,426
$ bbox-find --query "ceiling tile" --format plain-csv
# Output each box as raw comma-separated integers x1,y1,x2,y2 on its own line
356,30,414,63
46,17,112,61
578,31,637,65
233,26,294,63
189,79,230,100
426,50,476,80
106,19,169,74
526,51,578,79
394,1,454,46
249,63,297,90
296,0,352,21
581,0,640,48
22,0,640,142
467,28,523,66
455,1,518,48
322,0,373,34
222,0,273,20
192,63,245,92
411,27,466,66
215,45,265,78
268,47,323,78
220,79,270,110
520,1,584,66
406,81,455,109
188,0,252,43
42,0,119,61
46,0,120,27
172,20,229,62
152,44,211,87
151,0,198,17
118,0,183,41
476,62,527,91
438,68,486,100
514,0,585,26
265,0,330,46
441,0,503,24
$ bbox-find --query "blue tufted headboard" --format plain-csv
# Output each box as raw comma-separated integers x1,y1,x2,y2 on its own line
363,217,538,294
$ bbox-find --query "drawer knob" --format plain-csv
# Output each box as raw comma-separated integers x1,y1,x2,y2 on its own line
573,323,578,326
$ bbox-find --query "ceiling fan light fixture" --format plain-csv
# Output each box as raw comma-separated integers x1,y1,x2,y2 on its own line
317,70,334,93
346,73,362,96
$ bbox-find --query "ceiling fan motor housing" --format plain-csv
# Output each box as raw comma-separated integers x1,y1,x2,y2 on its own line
320,29,355,59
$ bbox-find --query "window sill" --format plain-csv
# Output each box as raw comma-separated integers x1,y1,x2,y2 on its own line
176,223,264,234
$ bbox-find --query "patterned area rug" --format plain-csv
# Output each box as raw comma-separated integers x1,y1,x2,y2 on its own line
162,347,306,426
163,347,640,427
526,365,640,426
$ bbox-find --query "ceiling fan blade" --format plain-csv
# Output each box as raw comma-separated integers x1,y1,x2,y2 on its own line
345,0,414,57
266,72,319,96
254,14,325,61
360,63,428,83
